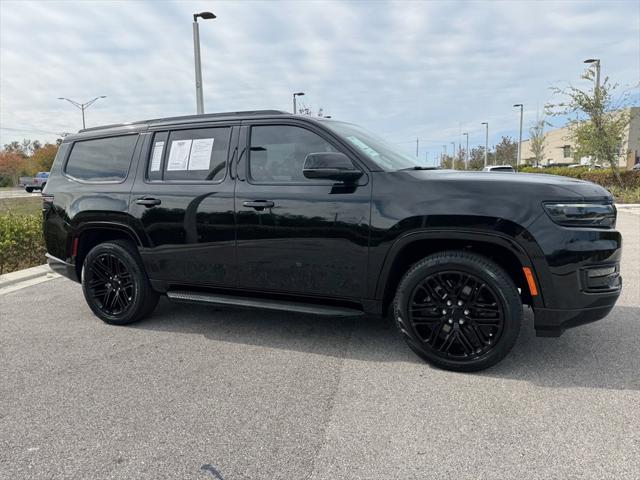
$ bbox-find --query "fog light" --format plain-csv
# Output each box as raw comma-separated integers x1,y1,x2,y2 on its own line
587,266,616,278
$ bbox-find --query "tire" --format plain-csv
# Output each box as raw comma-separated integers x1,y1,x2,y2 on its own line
393,250,522,372
25,187,34,193
40,182,46,191
81,240,159,325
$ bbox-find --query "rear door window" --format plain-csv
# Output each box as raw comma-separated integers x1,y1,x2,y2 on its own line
160,127,231,182
65,135,138,182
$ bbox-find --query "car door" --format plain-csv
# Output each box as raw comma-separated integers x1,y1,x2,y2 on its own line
130,124,238,288
234,121,371,299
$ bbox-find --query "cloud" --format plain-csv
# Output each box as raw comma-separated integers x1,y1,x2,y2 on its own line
1,0,638,164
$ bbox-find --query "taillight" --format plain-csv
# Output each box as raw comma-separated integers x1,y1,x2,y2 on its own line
42,194,54,212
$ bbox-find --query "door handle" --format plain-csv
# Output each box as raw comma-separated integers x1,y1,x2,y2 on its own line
136,196,161,207
243,200,274,210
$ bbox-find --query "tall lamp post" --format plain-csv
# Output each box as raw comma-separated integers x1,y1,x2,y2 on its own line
584,58,601,95
481,122,489,167
451,142,456,170
58,96,106,129
462,132,469,169
292,92,305,114
193,11,216,115
514,104,524,171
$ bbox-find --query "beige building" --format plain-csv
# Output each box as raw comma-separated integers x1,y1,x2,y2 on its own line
520,107,640,169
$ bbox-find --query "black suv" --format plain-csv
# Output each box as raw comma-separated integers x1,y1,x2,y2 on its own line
43,110,622,371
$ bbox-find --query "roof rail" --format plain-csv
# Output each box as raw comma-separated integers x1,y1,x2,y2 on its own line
78,110,289,133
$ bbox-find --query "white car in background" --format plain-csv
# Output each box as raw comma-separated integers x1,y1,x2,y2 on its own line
482,165,515,173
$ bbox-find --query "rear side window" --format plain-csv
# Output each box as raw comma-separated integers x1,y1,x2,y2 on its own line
65,135,138,182
154,127,231,182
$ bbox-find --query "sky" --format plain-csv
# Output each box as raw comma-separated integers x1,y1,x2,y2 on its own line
1,0,638,165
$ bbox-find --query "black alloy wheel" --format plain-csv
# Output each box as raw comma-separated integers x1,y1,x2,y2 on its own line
394,250,522,372
408,271,504,360
82,240,159,325
87,253,134,316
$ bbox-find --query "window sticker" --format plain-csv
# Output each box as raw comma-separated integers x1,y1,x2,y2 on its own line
150,141,164,172
188,138,214,171
346,136,380,158
167,139,192,171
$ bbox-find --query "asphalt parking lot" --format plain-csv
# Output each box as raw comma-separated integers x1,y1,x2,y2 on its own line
1,212,639,480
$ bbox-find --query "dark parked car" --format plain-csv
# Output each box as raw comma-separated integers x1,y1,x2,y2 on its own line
42,110,622,371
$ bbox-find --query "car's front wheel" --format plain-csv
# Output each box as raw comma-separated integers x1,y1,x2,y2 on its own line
81,240,159,325
393,250,522,372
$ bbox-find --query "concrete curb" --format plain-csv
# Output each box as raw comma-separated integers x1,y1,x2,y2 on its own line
616,203,640,209
0,264,54,289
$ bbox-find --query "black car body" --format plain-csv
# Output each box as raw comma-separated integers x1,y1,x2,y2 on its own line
43,110,622,371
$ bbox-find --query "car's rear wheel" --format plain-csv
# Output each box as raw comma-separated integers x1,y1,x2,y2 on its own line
25,187,34,193
81,240,159,325
393,250,522,372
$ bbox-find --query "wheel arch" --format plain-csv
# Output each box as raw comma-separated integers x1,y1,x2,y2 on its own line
376,230,543,315
73,222,143,279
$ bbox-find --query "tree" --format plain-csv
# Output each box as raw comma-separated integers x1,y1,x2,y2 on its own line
494,136,518,166
3,139,41,157
0,151,26,186
546,64,633,182
31,143,59,172
469,146,487,170
528,118,549,166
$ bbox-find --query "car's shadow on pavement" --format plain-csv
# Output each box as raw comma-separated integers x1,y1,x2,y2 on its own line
133,299,640,391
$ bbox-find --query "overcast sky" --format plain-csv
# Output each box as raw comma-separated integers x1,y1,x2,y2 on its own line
1,0,638,164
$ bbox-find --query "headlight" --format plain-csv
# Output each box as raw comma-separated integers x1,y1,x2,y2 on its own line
543,202,616,227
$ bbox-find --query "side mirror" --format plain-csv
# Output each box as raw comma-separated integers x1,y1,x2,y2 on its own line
303,152,363,182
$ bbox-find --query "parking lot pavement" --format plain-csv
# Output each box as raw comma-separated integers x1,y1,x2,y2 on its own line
1,213,638,480
0,188,41,200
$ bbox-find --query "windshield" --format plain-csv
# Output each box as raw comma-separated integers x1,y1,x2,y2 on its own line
324,121,422,171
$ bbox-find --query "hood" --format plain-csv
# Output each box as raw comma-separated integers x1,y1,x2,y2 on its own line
401,169,613,202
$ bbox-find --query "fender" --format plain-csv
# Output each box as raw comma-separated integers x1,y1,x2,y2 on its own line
72,218,147,248
373,228,549,308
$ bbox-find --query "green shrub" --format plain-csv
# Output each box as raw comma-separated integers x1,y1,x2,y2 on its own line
0,212,46,274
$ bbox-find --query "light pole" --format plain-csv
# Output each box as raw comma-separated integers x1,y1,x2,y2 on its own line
58,96,106,129
292,92,305,114
514,104,523,171
442,144,447,167
450,142,456,170
462,132,469,169
584,58,601,95
193,11,216,115
481,122,489,167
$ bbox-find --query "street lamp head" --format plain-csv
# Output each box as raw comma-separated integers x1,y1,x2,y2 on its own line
584,58,599,64
481,122,488,126
513,103,523,107
99,95,107,99
293,92,305,97
194,11,216,21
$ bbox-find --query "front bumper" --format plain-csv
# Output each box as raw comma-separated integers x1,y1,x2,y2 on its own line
527,212,623,337
46,253,79,283
534,302,618,337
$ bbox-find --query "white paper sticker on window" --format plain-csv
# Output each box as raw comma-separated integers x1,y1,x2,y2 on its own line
188,138,214,171
150,141,164,172
346,136,380,158
167,139,192,171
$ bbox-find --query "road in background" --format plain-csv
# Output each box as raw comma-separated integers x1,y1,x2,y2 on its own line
0,213,638,480
0,188,41,200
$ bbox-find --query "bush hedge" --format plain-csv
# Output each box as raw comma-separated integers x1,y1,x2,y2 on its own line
0,212,46,275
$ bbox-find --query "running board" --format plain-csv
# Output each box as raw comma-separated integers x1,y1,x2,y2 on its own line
166,291,364,317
